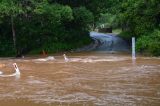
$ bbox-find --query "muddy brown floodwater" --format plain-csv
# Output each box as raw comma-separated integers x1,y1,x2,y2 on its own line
0,52,160,106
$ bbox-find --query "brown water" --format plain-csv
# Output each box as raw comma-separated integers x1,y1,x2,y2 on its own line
0,52,160,106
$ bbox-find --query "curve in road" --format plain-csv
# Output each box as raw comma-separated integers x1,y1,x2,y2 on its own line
90,32,130,52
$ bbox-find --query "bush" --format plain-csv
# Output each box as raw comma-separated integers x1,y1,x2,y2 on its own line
0,41,16,57
73,7,94,29
119,31,132,41
136,29,160,56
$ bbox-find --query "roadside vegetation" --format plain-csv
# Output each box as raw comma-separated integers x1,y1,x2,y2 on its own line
117,0,160,56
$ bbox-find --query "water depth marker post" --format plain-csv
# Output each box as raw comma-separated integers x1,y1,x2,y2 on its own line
132,37,136,60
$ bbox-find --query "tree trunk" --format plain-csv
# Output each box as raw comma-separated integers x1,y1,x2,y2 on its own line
11,16,17,52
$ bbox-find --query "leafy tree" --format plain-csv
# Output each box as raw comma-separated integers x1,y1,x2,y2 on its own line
96,13,116,28
0,0,23,54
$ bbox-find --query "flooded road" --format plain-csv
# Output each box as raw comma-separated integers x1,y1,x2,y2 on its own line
0,52,160,106
0,32,160,106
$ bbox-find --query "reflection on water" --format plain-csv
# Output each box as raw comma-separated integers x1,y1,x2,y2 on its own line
0,52,160,106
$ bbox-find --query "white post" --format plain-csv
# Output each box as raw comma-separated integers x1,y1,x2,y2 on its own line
132,37,136,59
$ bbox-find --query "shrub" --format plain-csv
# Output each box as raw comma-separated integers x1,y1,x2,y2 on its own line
0,41,16,57
136,29,160,56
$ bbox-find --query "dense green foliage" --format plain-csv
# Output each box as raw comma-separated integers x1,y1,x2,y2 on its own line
136,29,160,56
117,0,160,56
0,0,93,56
0,0,159,56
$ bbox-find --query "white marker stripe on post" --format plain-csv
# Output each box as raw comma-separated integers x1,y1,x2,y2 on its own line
132,37,136,59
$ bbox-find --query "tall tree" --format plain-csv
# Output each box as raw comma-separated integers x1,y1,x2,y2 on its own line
0,0,23,54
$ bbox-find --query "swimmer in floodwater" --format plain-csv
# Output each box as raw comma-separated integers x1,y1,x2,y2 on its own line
0,63,20,77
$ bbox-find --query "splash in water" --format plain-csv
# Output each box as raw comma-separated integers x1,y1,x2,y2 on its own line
0,63,20,78
33,56,55,62
0,71,3,74
63,54,69,62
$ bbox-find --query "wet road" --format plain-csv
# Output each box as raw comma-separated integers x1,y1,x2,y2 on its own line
90,32,129,52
